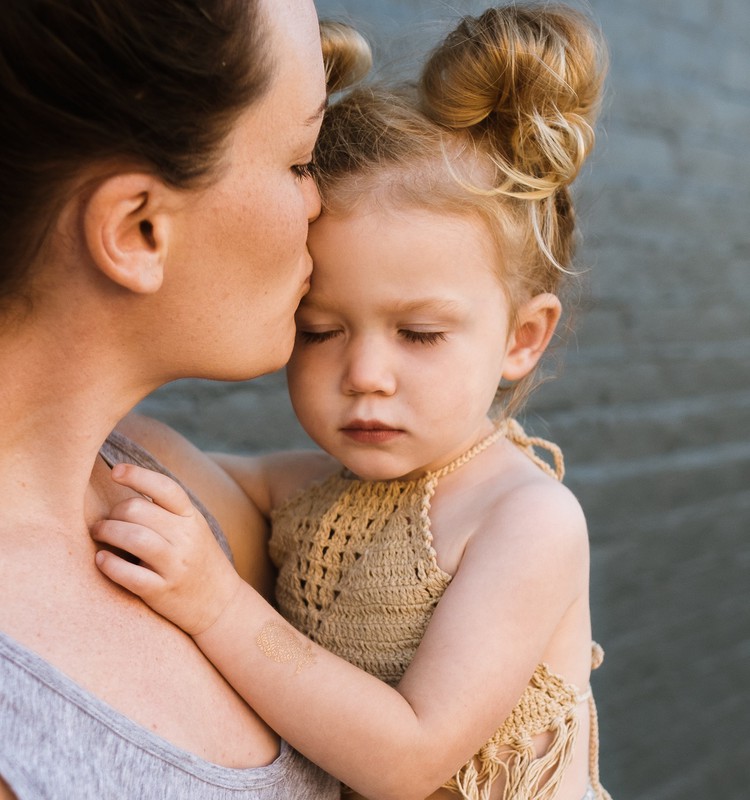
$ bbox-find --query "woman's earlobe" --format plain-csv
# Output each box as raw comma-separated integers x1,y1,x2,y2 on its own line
83,173,169,295
501,293,562,381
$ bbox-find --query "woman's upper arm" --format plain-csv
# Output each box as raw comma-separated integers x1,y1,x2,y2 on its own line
0,776,17,800
114,413,273,598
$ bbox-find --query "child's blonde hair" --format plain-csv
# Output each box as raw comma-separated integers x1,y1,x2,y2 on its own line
317,5,607,414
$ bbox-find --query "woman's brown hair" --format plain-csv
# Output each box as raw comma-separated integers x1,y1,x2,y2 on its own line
0,0,271,303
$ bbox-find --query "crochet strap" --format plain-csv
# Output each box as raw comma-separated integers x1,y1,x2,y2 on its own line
587,643,612,800
505,418,565,481
429,418,565,482
430,420,510,480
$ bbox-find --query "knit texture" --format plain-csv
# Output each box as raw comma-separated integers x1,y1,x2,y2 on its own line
270,420,610,800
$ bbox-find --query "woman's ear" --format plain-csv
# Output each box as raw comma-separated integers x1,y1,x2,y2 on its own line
502,293,562,381
83,173,171,294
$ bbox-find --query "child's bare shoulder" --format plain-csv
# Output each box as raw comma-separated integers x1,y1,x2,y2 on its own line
468,442,588,574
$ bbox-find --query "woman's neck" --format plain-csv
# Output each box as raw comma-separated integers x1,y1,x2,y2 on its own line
0,320,153,536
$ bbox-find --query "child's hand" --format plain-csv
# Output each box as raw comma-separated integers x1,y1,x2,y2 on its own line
91,463,243,636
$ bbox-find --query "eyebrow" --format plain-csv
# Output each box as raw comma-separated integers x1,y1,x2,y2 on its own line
305,98,328,126
387,298,466,316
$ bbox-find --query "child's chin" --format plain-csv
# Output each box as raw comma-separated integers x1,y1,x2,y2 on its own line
343,461,422,483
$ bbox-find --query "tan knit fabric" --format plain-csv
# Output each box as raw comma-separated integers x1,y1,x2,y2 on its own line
270,419,610,800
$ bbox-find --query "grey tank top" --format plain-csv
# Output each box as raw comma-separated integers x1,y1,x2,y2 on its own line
0,431,339,800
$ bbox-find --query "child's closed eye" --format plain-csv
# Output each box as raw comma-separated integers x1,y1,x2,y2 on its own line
297,329,340,344
399,330,447,345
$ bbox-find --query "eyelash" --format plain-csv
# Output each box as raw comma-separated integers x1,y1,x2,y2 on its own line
399,330,447,345
297,330,447,346
292,161,317,181
297,330,339,344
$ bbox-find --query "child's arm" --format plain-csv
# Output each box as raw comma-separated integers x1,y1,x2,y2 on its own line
209,449,338,518
93,462,589,800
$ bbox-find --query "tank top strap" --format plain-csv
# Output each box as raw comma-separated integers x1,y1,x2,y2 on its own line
427,418,565,483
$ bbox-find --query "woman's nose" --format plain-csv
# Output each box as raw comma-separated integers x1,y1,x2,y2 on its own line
341,337,396,396
305,175,322,223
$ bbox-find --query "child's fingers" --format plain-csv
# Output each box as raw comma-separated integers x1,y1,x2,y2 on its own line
91,519,169,569
110,463,195,516
95,548,165,599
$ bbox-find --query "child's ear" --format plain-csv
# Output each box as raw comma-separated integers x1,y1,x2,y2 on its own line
502,293,562,381
83,173,172,294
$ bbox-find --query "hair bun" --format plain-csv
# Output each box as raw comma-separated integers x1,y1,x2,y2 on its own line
420,5,607,194
320,21,372,95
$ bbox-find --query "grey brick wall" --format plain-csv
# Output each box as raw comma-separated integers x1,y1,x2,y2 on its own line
139,2,750,797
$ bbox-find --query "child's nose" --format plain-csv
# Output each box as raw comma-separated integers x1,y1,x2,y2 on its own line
342,337,396,396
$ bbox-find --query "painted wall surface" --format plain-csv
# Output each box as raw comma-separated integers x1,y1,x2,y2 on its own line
139,2,750,797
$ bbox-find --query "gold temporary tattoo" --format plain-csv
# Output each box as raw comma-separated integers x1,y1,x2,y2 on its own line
256,620,316,674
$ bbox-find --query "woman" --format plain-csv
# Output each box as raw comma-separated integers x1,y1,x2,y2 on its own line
0,0,337,796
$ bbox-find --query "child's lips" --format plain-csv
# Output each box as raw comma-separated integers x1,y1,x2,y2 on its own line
341,420,404,444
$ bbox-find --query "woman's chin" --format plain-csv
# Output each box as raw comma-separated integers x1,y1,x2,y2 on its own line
242,324,297,380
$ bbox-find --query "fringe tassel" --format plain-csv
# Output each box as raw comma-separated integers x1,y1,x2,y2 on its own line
445,710,578,800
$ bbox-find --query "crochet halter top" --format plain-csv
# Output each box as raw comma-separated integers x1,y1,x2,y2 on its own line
270,419,610,800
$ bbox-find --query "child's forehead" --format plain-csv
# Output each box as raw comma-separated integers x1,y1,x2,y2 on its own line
315,156,509,245
306,203,517,314
310,202,501,270
315,197,482,232
302,214,508,318
311,202,501,268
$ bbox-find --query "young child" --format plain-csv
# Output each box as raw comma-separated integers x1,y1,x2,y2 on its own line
94,6,610,799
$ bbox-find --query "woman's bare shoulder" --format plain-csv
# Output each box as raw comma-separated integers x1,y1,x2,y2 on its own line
114,412,272,594
115,412,201,462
